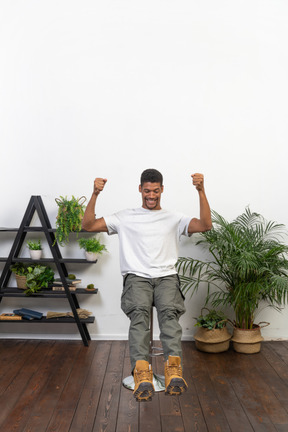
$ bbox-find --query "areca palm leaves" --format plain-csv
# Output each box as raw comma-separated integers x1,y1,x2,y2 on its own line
176,208,288,329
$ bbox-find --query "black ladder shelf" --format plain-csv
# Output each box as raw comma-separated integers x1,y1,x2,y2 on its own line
0,195,97,346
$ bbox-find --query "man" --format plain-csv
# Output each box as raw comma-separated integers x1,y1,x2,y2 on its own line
82,169,212,402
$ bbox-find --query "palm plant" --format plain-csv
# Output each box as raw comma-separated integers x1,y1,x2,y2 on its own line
176,208,288,329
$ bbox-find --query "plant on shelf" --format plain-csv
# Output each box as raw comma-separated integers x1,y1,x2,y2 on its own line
193,308,231,353
10,263,54,296
10,262,29,289
78,236,107,261
54,195,86,246
10,263,27,277
27,239,42,260
176,208,288,353
27,240,42,250
25,265,55,296
85,283,96,292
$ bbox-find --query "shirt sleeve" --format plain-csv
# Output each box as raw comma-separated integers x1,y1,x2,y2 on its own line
178,215,193,238
103,213,119,235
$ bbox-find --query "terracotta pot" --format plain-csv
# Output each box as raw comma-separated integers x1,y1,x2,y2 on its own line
194,327,231,353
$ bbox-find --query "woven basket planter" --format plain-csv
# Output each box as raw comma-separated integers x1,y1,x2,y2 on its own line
231,326,264,354
194,327,231,353
15,275,27,289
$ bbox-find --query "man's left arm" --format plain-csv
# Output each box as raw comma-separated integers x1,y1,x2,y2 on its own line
188,173,212,234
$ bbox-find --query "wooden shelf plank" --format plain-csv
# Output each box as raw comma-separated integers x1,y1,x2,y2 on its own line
0,316,95,323
0,288,98,297
9,258,97,264
0,227,98,233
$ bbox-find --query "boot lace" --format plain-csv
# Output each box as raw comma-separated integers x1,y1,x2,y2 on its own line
136,369,151,382
166,364,182,377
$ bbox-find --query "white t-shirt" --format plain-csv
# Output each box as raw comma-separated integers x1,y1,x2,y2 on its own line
104,207,192,278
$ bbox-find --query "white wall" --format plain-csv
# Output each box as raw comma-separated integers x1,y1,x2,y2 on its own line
0,0,288,341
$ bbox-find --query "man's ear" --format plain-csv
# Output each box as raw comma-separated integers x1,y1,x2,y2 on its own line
139,185,142,193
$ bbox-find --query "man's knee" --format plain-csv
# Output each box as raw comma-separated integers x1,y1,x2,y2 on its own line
128,306,151,324
157,305,185,321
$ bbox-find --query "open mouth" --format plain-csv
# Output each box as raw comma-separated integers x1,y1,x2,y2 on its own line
145,198,158,209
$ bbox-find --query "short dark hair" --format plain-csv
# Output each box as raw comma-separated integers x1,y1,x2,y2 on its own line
140,169,163,186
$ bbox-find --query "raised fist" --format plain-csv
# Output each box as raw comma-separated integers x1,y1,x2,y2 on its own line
94,178,107,196
191,173,204,191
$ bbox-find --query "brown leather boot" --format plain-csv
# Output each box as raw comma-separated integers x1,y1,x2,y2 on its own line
165,355,188,396
133,360,155,402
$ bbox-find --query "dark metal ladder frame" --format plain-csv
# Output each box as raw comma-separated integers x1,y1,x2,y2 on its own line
0,195,94,346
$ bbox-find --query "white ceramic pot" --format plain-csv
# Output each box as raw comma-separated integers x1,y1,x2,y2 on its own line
85,251,98,262
29,249,42,260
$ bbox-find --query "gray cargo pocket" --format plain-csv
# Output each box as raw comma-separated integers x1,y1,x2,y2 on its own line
121,274,134,315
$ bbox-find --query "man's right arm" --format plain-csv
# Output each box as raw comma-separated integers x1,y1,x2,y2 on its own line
82,178,108,232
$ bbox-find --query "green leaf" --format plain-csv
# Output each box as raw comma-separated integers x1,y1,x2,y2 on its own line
176,207,288,329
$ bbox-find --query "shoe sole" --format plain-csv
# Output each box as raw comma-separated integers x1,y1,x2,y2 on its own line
165,378,188,396
133,382,155,402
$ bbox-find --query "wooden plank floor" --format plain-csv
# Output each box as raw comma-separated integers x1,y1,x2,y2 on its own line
0,340,288,431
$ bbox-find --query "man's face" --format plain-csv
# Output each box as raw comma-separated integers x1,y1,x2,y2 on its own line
139,182,163,210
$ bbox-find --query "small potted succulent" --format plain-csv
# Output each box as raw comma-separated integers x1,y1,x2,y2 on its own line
85,283,97,292
78,237,107,261
27,239,42,260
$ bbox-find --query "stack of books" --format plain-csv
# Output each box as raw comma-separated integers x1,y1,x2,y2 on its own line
52,277,82,291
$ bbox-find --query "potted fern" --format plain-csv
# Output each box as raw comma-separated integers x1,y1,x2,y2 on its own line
78,237,107,261
176,208,288,354
54,196,86,246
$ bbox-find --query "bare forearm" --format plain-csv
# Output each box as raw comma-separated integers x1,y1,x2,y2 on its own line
82,178,108,232
188,173,212,234
198,189,212,231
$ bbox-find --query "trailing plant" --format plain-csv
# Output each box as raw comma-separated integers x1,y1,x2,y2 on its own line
27,239,42,250
54,196,86,246
176,208,288,330
10,263,54,296
78,237,107,254
194,308,228,330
